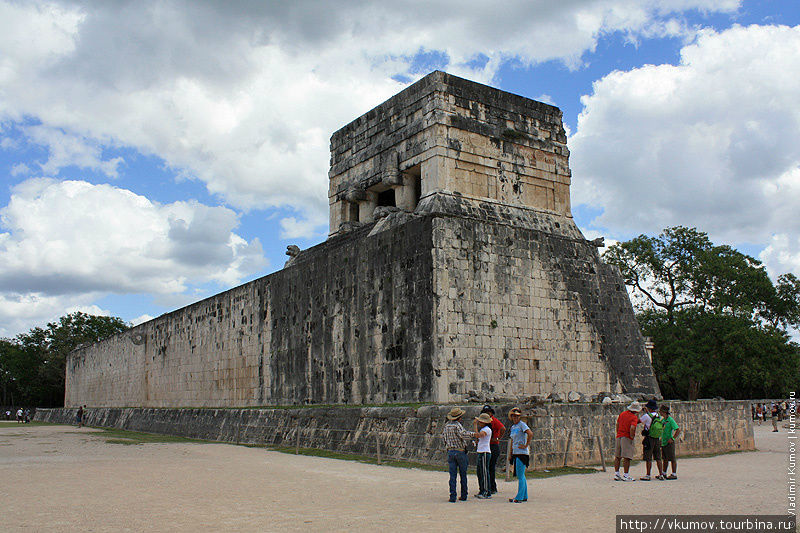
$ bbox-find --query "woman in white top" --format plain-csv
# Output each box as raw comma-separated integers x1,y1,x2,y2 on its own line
474,413,493,499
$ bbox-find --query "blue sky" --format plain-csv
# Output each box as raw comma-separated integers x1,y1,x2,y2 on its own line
1,0,799,337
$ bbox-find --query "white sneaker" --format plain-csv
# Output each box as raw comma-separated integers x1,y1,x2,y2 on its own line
614,473,622,481
621,474,636,482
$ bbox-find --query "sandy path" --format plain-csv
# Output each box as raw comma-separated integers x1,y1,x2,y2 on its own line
0,423,791,532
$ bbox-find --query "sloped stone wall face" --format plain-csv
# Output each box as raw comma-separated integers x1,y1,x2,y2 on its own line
424,194,659,400
36,400,753,469
67,207,658,408
67,218,435,407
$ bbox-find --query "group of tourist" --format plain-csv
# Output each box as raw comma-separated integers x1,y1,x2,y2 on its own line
614,400,679,481
443,404,532,503
4,408,31,423
443,400,681,502
752,401,789,432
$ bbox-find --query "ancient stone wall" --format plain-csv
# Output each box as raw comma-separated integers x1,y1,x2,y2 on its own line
36,400,754,469
67,218,435,407
427,197,658,400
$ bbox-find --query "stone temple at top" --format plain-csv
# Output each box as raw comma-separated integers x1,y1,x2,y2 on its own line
66,71,660,408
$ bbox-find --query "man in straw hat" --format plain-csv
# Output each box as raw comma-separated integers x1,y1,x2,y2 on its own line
443,407,479,502
614,400,642,482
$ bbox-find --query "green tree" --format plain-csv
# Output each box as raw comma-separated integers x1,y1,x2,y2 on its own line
605,227,800,400
0,338,27,405
8,312,128,407
603,226,711,323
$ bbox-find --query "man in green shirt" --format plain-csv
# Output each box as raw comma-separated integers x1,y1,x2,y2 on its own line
659,405,681,480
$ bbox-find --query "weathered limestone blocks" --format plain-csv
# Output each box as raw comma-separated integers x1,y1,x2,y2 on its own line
329,71,571,236
68,219,436,407
36,400,753,468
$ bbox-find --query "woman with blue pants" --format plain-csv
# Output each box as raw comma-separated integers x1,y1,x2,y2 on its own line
508,407,534,503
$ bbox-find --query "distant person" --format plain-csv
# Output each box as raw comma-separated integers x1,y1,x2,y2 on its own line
756,406,763,425
614,401,641,482
507,407,533,503
473,413,493,499
659,405,681,479
442,407,478,503
76,405,84,427
16,408,23,423
639,400,664,481
24,409,30,423
480,404,505,495
5,410,10,420
771,404,779,432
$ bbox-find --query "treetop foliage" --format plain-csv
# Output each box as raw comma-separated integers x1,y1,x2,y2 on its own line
603,226,800,400
0,312,128,407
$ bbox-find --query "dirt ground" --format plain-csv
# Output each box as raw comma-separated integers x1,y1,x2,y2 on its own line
0,422,791,532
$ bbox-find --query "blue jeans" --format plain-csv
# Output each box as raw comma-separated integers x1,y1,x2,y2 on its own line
447,450,468,501
514,457,528,501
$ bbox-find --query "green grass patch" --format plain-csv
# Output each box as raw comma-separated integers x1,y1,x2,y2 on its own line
92,427,209,445
0,421,60,428
265,446,602,478
526,465,598,478
268,445,446,471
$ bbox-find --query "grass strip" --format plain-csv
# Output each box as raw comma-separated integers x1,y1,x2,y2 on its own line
92,427,209,445
266,445,598,478
0,421,61,428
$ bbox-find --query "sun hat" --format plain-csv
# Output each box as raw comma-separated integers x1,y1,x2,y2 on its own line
659,405,670,414
481,405,494,414
627,401,642,412
645,399,658,410
508,407,522,416
475,413,492,424
447,407,466,420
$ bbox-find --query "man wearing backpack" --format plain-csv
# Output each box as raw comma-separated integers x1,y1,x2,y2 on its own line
640,400,666,480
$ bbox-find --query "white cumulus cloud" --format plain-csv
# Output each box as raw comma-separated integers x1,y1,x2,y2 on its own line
570,23,800,276
0,0,742,236
0,178,266,335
